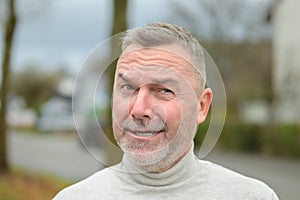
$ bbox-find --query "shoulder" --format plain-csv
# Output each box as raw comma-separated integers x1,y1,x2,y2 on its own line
197,159,279,199
53,165,121,200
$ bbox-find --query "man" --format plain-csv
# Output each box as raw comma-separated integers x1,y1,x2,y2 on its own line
54,22,279,199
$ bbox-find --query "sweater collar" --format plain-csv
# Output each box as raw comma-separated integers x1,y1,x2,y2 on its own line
119,143,198,186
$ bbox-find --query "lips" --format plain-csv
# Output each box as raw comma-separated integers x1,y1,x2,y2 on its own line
133,131,161,137
123,128,166,138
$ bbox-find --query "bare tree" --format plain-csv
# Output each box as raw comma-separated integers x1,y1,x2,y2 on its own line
171,0,269,42
197,0,245,41
0,0,17,172
104,0,128,165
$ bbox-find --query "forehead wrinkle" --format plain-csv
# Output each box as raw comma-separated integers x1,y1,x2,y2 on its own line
117,70,184,95
118,49,191,70
117,56,195,88
118,70,178,85
117,48,198,93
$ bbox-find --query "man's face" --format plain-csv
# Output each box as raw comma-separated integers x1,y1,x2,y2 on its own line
112,44,206,170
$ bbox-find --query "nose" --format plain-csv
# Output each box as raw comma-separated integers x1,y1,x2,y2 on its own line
129,87,153,121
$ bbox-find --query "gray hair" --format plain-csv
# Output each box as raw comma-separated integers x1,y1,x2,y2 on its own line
121,22,206,93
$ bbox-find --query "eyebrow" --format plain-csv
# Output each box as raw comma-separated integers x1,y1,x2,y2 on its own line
151,78,179,87
118,73,130,82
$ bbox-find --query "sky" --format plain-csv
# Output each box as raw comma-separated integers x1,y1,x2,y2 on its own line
0,0,273,75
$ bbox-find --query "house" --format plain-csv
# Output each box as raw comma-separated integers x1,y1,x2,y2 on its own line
7,94,37,128
37,78,76,132
271,0,300,123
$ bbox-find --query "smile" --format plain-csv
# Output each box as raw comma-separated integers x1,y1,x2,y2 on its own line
133,131,161,137
123,128,166,138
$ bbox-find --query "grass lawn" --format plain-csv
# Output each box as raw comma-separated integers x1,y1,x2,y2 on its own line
0,170,71,200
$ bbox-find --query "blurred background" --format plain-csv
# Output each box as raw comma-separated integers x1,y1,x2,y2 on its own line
0,0,299,199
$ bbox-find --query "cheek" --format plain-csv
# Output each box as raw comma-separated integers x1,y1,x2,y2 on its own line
163,102,182,129
112,94,130,126
165,99,199,136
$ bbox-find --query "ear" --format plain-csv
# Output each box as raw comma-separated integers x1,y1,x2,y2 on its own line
197,88,213,124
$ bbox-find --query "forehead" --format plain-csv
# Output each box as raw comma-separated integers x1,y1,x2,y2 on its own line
116,45,196,84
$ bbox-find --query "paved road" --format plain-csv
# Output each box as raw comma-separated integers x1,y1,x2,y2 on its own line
8,130,300,200
8,131,102,182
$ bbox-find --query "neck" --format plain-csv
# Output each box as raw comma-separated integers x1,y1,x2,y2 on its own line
150,143,193,173
120,143,198,186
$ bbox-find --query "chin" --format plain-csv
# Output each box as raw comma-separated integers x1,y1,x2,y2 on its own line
126,145,170,167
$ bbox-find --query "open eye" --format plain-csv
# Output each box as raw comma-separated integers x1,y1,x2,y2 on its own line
121,84,134,91
119,84,139,96
158,88,173,94
155,87,175,100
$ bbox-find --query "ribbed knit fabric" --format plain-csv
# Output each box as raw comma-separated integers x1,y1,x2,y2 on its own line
53,146,279,200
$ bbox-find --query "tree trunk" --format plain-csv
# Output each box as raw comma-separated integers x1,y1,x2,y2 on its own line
104,0,128,165
0,0,17,173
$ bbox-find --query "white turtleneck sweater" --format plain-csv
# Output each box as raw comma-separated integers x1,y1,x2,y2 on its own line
53,147,279,200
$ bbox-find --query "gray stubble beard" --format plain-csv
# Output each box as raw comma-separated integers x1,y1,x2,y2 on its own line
113,113,197,173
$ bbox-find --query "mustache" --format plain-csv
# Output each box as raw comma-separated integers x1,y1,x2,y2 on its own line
122,116,167,132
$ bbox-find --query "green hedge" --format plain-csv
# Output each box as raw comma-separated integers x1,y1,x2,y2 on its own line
195,122,300,158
